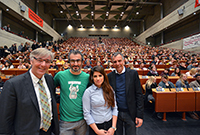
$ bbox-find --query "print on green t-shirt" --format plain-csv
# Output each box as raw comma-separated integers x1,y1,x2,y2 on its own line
54,69,89,122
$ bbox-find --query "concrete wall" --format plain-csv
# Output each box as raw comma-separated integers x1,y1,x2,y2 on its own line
1,0,61,41
0,29,33,48
136,0,200,43
56,20,140,39
161,39,200,53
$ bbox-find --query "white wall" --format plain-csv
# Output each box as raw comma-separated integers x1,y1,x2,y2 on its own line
1,0,61,41
0,29,33,47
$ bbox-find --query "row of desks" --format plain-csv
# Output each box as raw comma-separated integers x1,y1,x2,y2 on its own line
152,88,200,121
139,75,195,85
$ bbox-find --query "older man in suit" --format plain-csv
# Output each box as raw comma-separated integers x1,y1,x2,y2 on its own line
107,52,144,135
0,48,59,135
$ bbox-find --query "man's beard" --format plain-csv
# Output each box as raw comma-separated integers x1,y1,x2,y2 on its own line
70,64,82,72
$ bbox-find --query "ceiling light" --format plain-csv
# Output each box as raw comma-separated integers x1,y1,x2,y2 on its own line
22,18,24,21
194,12,196,15
121,12,124,14
80,24,83,27
60,11,63,13
91,11,93,14
106,12,109,14
77,13,79,16
136,12,139,15
68,24,72,29
120,14,123,16
106,14,108,16
76,11,78,14
92,24,94,27
6,8,9,11
115,25,117,27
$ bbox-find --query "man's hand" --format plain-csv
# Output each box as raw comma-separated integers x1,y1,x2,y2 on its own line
135,117,143,128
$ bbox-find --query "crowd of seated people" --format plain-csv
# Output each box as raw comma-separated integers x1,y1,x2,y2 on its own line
0,37,200,120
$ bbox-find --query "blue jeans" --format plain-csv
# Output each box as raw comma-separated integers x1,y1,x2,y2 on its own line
115,111,136,135
59,119,87,135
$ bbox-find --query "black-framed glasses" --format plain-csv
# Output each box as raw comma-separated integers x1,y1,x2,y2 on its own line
70,59,82,64
33,56,51,64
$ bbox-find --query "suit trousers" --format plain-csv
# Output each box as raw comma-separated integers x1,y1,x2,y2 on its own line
115,111,136,135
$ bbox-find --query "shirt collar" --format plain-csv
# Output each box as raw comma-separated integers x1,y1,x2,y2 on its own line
29,69,45,84
115,66,126,74
92,84,101,90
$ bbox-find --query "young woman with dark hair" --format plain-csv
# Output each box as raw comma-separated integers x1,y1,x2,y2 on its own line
82,66,118,135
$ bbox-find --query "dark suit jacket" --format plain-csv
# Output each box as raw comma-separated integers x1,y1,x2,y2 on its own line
0,72,59,135
108,68,144,121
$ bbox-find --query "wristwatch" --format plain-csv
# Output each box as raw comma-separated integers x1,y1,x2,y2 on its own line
111,126,117,131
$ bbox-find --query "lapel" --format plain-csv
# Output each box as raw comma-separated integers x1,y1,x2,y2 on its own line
44,75,54,103
111,71,116,91
24,72,40,113
125,68,130,96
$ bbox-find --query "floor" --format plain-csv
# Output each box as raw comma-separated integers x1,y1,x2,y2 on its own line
137,107,200,135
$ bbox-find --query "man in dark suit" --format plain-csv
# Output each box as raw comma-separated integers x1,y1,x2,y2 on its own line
107,52,144,135
0,48,59,135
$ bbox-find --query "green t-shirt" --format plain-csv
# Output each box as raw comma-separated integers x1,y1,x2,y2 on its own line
54,69,89,122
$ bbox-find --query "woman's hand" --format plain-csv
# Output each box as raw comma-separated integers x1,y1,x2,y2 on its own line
107,127,115,135
96,129,108,135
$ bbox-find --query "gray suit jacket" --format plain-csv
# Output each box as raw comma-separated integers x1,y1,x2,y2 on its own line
0,72,59,135
107,68,144,121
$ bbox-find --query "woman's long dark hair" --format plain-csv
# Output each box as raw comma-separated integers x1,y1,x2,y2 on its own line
90,66,115,108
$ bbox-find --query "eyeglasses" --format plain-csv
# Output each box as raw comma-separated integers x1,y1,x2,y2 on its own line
70,59,82,64
33,57,51,64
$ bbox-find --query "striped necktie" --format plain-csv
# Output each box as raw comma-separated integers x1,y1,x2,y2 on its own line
38,79,51,132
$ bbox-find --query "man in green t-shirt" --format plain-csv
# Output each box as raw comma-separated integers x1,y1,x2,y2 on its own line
54,50,89,135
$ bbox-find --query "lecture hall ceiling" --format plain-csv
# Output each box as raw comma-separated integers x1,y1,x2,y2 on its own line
40,0,161,27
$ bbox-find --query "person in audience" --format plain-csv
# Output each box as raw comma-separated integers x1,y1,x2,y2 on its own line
96,61,103,68
144,76,157,105
159,57,167,65
0,61,5,70
190,74,200,88
24,61,31,69
128,63,134,69
179,62,187,70
84,60,93,69
132,59,139,65
186,68,197,77
17,60,26,69
151,56,159,65
82,66,118,135
147,65,159,76
50,61,59,70
0,48,59,135
171,67,181,76
107,52,144,135
160,68,170,76
175,74,190,88
84,56,92,65
56,56,65,65
54,50,89,135
187,61,196,70
2,61,14,70
3,24,11,31
106,62,114,70
158,74,175,88
18,43,24,52
196,63,200,71
62,62,70,70
139,62,148,70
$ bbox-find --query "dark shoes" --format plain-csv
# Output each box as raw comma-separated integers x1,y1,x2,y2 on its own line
156,112,163,120
189,112,199,120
